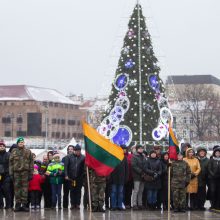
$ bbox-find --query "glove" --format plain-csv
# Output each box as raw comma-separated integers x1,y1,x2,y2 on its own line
28,175,33,181
191,173,196,179
167,162,172,167
153,173,158,179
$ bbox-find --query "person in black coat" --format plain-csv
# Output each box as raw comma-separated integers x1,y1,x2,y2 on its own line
64,144,85,209
208,146,220,209
144,150,162,210
109,155,128,211
62,145,74,208
196,147,209,210
0,141,12,209
161,152,169,210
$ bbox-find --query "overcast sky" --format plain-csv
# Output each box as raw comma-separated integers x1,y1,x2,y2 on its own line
0,0,220,97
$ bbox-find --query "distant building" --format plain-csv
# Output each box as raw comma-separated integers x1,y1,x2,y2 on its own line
166,74,220,101
0,85,84,141
166,75,220,142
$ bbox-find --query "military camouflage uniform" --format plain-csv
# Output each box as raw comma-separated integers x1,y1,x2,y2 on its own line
89,169,106,212
171,160,191,210
9,148,33,205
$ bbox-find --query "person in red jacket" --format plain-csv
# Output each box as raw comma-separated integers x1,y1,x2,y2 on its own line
29,165,45,210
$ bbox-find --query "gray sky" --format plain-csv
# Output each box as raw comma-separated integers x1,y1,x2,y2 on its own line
0,0,220,97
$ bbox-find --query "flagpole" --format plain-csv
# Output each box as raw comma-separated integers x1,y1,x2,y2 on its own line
86,166,92,212
168,159,171,219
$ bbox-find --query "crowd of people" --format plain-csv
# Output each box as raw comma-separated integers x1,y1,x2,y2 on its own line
0,137,220,213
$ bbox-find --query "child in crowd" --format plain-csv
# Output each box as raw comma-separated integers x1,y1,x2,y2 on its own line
28,165,45,209
46,153,64,209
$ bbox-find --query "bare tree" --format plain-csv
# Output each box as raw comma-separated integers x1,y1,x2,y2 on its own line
177,84,218,141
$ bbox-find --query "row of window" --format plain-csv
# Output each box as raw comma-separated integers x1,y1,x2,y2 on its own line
42,102,79,110
2,117,23,124
182,130,213,138
0,101,79,110
4,131,83,139
51,119,80,126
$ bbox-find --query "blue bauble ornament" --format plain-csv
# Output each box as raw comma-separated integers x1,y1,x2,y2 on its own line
111,125,132,146
114,74,129,90
148,75,160,92
125,59,134,69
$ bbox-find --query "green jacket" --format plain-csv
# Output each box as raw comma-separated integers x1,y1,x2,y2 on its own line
9,147,33,177
47,161,64,185
171,160,191,189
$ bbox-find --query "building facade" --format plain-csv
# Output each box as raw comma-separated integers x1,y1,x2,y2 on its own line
0,85,84,142
166,75,220,142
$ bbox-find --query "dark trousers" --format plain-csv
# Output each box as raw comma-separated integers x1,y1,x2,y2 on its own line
111,184,124,209
0,178,12,208
63,180,70,208
186,193,197,209
42,179,52,208
70,183,82,206
51,184,62,207
105,183,111,208
196,185,206,208
209,178,220,209
30,190,41,206
124,180,133,207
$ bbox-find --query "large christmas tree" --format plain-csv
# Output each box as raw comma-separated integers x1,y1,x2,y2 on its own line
98,3,171,147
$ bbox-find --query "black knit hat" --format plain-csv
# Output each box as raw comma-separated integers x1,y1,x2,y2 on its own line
136,144,143,150
197,147,207,154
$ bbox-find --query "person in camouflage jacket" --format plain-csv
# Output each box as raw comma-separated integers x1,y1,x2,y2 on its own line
9,137,34,212
171,153,191,212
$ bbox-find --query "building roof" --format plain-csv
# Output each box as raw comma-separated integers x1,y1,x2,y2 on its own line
0,85,78,105
166,75,220,86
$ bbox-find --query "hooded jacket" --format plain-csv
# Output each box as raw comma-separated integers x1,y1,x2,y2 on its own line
183,148,201,193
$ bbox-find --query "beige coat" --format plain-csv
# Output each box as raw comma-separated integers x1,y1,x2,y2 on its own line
183,148,201,193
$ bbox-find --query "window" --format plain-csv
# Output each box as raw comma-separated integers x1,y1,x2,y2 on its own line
67,132,70,138
52,132,55,138
77,121,80,126
56,132,60,138
183,117,187,124
5,131,11,137
62,132,66,138
54,103,59,107
208,130,212,137
65,104,68,109
183,130,187,138
68,120,76,126
2,117,11,123
49,102,53,107
61,119,65,125
190,117,193,125
17,131,26,136
52,118,57,124
190,130,194,138
17,117,23,123
57,119,61,124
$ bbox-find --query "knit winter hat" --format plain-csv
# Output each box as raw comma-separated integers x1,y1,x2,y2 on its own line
0,141,6,147
17,137,24,144
34,165,39,170
74,144,81,151
53,153,60,159
136,145,143,150
197,147,207,154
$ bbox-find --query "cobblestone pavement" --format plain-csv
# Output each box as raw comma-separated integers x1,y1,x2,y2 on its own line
0,209,220,220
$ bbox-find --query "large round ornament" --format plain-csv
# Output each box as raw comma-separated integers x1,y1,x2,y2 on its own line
111,125,132,146
152,127,163,141
98,116,119,139
110,106,125,124
160,107,173,124
114,74,129,90
125,59,134,69
115,96,130,113
148,74,160,92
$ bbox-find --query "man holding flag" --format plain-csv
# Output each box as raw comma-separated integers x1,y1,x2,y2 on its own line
169,123,191,212
82,122,125,212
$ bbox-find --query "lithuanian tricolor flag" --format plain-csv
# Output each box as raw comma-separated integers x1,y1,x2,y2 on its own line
169,124,179,160
82,122,124,176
